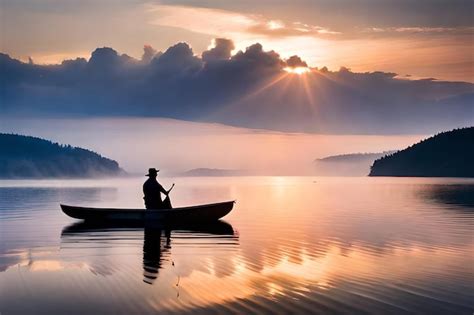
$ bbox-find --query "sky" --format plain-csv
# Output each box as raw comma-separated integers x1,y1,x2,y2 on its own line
2,0,473,82
2,40,473,135
1,0,473,173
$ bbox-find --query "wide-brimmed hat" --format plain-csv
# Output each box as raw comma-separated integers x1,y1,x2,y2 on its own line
145,168,160,176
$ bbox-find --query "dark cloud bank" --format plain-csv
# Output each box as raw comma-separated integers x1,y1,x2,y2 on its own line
1,39,473,134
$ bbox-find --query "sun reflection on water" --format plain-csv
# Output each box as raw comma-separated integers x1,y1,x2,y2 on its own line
1,177,473,314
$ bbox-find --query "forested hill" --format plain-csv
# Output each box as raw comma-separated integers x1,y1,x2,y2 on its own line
0,134,124,178
369,127,474,177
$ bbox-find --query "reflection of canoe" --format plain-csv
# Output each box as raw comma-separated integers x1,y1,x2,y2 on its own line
60,201,235,222
60,220,239,284
61,219,236,236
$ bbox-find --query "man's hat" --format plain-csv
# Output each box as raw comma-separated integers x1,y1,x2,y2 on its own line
146,168,159,176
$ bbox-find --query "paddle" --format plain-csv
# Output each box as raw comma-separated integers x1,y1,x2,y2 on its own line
163,183,175,209
167,183,175,195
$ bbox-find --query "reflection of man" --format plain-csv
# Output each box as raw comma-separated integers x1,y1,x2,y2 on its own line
143,168,173,209
143,228,171,285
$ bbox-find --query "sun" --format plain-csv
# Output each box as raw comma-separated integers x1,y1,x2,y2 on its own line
283,66,311,75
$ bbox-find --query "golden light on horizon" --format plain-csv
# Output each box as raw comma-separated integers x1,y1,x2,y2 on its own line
284,67,311,75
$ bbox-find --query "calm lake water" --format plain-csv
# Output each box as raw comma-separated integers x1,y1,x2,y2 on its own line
1,177,473,314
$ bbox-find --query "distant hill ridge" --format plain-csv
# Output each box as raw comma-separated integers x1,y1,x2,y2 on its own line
313,151,396,176
369,127,474,177
0,133,124,178
316,151,396,163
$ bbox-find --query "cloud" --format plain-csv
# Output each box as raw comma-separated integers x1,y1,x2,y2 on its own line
202,38,235,62
231,43,283,69
148,5,258,38
361,26,474,39
142,4,474,83
1,39,473,134
247,21,341,38
285,55,308,68
156,0,473,30
152,42,202,73
3,1,472,81
141,45,159,63
148,4,340,40
147,4,472,42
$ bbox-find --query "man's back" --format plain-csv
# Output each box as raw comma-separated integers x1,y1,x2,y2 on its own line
143,178,164,209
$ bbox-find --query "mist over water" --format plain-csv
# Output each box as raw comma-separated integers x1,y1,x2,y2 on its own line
0,118,424,175
1,177,473,314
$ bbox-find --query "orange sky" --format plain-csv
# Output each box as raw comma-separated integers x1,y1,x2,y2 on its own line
2,1,473,82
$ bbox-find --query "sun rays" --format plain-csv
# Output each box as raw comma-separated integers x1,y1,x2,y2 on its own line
225,68,317,113
201,65,325,127
245,67,316,105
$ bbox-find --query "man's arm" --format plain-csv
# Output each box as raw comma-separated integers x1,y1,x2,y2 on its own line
158,184,168,195
159,183,175,195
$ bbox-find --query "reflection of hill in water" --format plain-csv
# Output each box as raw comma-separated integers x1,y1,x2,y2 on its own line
0,186,117,272
0,186,117,214
425,185,474,209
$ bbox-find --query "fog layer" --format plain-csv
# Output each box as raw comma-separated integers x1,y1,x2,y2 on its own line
0,118,424,175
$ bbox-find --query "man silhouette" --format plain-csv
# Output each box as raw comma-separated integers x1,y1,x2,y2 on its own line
143,168,173,209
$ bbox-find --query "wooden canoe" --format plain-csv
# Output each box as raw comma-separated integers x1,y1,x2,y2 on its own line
60,200,235,222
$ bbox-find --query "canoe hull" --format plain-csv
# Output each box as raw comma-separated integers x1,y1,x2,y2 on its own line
60,201,234,222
